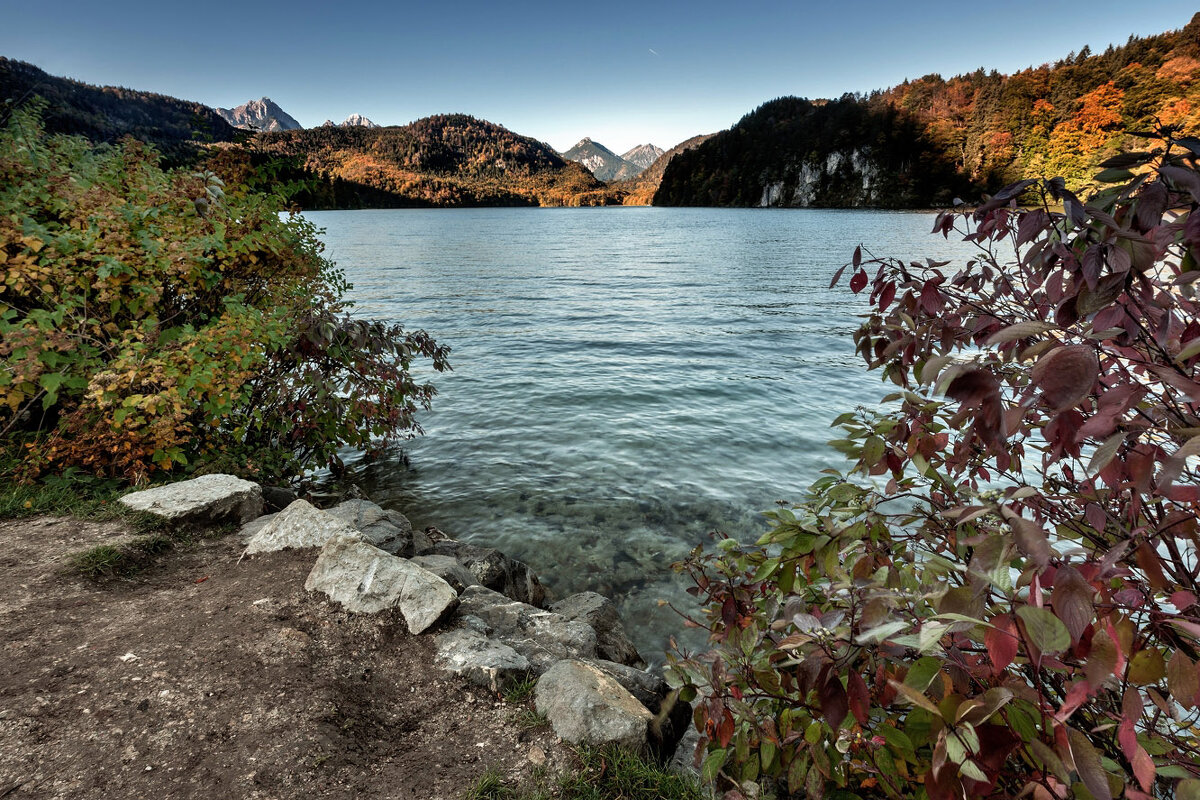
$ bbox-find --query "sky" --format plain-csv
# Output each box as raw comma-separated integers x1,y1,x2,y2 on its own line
2,1,1197,154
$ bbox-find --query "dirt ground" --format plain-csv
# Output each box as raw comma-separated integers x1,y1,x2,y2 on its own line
0,515,572,799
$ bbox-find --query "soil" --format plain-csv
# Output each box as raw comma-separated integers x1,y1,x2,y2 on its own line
0,515,573,799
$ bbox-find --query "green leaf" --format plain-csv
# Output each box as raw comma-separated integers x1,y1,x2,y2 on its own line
701,748,727,783
1068,727,1112,800
1017,606,1070,653
1177,778,1200,800
904,657,943,692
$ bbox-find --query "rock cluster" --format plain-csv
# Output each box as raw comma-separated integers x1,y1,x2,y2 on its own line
118,475,692,764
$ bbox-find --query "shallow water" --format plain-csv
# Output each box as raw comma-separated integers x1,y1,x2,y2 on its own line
303,206,976,662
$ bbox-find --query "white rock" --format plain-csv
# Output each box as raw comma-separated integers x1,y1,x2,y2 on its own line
434,626,530,691
305,535,458,633
243,500,361,555
119,474,263,525
534,659,652,751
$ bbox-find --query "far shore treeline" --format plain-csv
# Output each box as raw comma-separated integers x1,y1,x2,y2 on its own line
4,13,1200,210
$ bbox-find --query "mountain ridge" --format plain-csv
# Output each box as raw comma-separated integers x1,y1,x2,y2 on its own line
216,97,302,132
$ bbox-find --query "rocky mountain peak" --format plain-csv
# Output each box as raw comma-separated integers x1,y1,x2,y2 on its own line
215,97,302,132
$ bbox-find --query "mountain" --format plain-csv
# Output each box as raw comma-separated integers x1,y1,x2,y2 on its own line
340,114,379,128
613,134,716,205
560,137,641,182
0,57,236,162
216,97,302,132
620,143,664,171
656,12,1200,207
253,114,618,208
322,114,380,129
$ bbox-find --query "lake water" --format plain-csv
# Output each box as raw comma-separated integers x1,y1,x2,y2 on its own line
303,206,974,662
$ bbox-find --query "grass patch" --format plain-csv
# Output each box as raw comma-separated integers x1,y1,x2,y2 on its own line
460,746,703,800
502,676,537,705
71,532,176,579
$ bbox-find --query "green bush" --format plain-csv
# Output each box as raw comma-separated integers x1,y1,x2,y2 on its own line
671,130,1200,799
0,105,447,483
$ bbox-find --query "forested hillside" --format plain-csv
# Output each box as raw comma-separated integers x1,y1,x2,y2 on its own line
256,115,618,207
657,12,1200,207
0,57,236,162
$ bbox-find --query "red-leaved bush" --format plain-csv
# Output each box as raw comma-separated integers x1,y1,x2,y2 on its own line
670,129,1200,800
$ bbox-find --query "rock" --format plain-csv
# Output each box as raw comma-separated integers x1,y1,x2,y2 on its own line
589,660,667,712
326,500,415,555
412,554,478,594
551,592,644,667
457,586,596,673
534,660,652,751
238,513,277,543
244,500,361,554
304,535,458,634
434,626,530,691
119,474,263,526
667,724,704,780
587,660,692,758
422,540,545,606
261,485,297,512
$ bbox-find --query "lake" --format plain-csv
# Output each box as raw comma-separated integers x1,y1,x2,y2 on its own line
303,206,975,662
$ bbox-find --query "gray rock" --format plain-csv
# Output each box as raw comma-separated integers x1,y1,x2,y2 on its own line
261,485,297,511
412,554,479,594
457,586,596,673
551,592,644,667
244,500,362,554
589,660,668,712
326,500,417,556
423,541,545,606
667,724,705,781
119,474,263,526
304,535,458,634
238,512,278,543
434,626,531,691
535,660,652,751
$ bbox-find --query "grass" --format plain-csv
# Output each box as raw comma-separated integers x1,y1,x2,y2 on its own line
502,676,538,705
461,745,704,800
71,532,176,578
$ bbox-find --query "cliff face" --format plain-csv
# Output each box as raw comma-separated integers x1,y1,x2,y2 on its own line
653,97,970,208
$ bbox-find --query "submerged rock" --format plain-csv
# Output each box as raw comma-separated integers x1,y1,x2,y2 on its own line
534,659,652,750
244,499,362,554
119,474,263,526
304,534,458,633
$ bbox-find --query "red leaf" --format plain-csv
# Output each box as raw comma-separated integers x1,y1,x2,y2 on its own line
849,269,868,294
1051,565,1094,644
1031,345,1098,411
819,676,849,731
985,615,1019,675
847,671,870,726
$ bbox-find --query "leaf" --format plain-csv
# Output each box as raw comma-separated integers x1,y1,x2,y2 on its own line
986,320,1056,346
1087,432,1126,475
889,680,942,717
1050,565,1094,644
904,657,943,692
819,676,848,731
856,620,908,644
1002,508,1052,569
1085,629,1118,689
1179,779,1200,800
1030,739,1070,783
959,687,1013,726
850,269,868,294
1068,727,1112,800
847,671,870,726
1031,345,1098,412
1128,649,1166,685
1168,650,1199,707
985,615,1019,675
701,748,727,783
1017,606,1070,654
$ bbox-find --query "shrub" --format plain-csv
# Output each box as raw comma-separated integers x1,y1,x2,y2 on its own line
0,105,447,483
671,128,1200,799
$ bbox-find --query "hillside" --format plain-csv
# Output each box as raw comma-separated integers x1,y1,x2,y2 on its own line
614,134,716,205
560,137,641,182
255,115,619,208
0,57,236,161
656,12,1200,207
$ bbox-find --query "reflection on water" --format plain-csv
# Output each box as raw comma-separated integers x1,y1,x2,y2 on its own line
304,207,976,663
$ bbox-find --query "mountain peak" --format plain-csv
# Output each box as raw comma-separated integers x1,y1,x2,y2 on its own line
620,143,665,171
561,137,642,182
216,97,302,132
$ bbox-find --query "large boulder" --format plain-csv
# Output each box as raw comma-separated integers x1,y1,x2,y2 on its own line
119,474,263,526
551,592,644,667
534,660,653,751
325,499,418,555
411,554,479,594
304,535,458,634
421,540,544,606
244,500,361,554
434,625,531,692
456,586,596,673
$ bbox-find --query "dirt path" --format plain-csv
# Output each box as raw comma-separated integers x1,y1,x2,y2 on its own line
0,516,568,799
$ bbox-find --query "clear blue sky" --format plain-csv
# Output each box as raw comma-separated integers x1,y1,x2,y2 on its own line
2,1,1196,154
